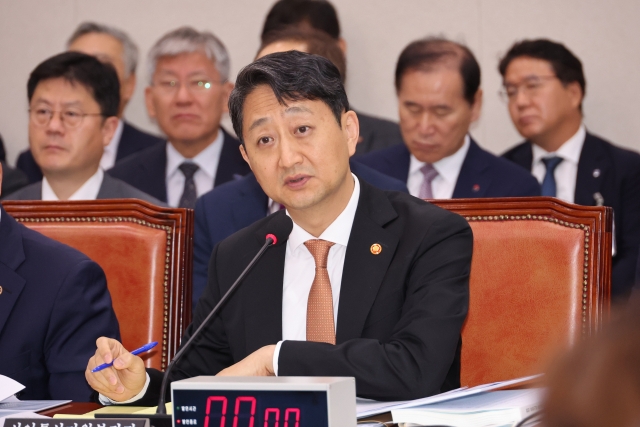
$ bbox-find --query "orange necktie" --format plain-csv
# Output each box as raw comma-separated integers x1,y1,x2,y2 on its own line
304,239,336,344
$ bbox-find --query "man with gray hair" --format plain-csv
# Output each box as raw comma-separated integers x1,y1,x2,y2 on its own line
16,22,164,183
108,27,250,207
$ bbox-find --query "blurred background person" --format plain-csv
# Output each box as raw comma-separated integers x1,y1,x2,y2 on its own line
108,27,250,208
16,22,164,184
500,39,640,301
0,133,28,196
355,37,540,199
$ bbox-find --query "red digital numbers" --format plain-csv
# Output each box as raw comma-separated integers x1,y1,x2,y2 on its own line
204,396,300,427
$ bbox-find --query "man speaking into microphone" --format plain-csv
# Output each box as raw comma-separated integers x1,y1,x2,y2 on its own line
85,51,473,402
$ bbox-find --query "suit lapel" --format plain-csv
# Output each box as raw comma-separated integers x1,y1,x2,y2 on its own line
452,139,491,198
510,142,534,170
144,143,169,202
336,181,399,343
242,213,288,352
0,208,27,335
232,174,269,231
574,133,609,206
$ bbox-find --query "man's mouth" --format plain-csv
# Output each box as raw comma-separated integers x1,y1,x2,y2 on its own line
284,174,311,189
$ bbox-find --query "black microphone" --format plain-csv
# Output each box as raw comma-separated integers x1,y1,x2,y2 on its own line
156,214,293,415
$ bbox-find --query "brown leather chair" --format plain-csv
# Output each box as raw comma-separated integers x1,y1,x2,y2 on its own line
2,199,193,371
431,197,613,387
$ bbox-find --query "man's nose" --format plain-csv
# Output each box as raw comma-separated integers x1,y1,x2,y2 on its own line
278,134,304,168
174,82,194,104
417,112,434,135
46,112,65,134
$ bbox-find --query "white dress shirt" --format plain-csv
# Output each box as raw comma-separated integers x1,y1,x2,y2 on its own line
273,174,360,374
407,135,471,199
531,124,586,204
42,168,104,200
165,130,224,207
100,119,124,171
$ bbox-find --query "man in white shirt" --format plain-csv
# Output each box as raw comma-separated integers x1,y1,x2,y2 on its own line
15,22,164,183
108,27,251,207
85,51,473,403
5,51,161,204
501,38,640,299
355,37,540,199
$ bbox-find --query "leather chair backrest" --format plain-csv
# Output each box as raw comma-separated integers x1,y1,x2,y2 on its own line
2,199,193,371
432,197,612,387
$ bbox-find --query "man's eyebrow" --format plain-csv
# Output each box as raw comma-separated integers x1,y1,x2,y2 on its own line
249,117,270,131
284,105,313,115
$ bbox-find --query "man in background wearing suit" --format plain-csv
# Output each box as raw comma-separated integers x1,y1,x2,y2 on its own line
108,27,250,207
500,39,640,300
86,51,472,403
0,134,28,196
0,162,120,401
16,22,163,183
355,37,540,199
190,28,409,310
6,52,161,203
262,0,404,154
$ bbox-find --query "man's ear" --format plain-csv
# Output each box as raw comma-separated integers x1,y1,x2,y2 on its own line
222,81,235,113
0,162,3,197
337,37,347,55
470,88,483,123
120,73,137,111
566,81,583,110
239,144,252,170
343,110,359,157
101,116,120,147
145,86,156,119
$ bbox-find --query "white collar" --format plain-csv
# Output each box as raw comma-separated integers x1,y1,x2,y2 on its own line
409,134,471,184
532,124,586,166
166,129,224,180
287,173,360,251
42,168,104,200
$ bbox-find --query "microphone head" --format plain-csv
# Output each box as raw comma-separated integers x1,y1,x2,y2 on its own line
265,214,294,246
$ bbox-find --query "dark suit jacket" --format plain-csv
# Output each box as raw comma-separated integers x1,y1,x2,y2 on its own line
1,162,28,197
0,206,120,401
191,161,409,309
108,129,250,203
4,173,165,205
354,138,541,198
137,180,472,403
355,110,404,155
16,121,164,183
503,132,640,298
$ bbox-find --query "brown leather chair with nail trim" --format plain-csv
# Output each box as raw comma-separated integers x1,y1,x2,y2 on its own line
431,197,613,387
1,199,193,371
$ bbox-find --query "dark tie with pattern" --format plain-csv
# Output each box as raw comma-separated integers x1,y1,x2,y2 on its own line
418,163,438,199
304,239,336,344
541,156,563,197
178,162,199,208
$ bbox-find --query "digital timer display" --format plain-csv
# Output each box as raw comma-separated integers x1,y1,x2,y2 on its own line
173,389,329,427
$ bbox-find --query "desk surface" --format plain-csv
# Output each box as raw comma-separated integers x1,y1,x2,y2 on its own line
39,402,102,417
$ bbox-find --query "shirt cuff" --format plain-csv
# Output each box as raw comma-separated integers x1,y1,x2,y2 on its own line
273,341,284,376
99,372,151,405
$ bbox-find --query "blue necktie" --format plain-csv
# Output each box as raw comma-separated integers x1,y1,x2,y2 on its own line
541,156,563,197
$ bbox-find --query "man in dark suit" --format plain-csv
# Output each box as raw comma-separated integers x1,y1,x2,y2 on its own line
191,161,408,310
86,51,472,403
5,52,161,205
0,163,120,401
261,0,403,154
499,39,640,299
16,22,163,184
108,27,250,207
354,37,540,199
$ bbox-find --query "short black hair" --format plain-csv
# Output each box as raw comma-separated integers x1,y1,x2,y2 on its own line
27,51,120,117
395,37,481,105
259,27,346,82
229,50,349,143
498,39,586,99
261,0,340,41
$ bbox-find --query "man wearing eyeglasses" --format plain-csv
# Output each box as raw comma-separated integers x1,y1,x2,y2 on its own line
354,37,540,200
501,39,640,300
5,52,161,203
108,27,251,208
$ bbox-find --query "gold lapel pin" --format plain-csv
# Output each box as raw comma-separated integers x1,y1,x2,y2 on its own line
370,243,382,255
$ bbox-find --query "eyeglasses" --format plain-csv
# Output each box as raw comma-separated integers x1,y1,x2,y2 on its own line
153,78,225,95
499,75,558,101
29,107,104,128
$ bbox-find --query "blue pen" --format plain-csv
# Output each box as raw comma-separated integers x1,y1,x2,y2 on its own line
91,341,158,372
